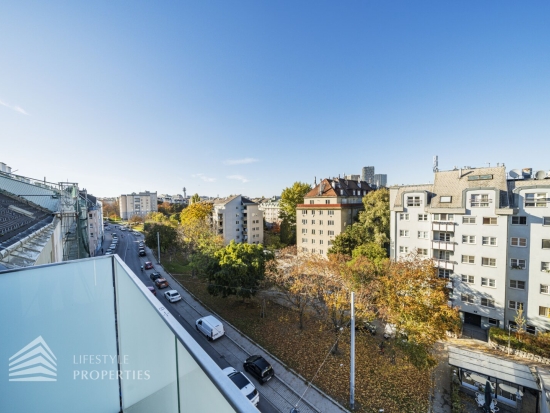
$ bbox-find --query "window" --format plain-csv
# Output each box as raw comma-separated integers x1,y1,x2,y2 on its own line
462,255,475,264
438,269,452,279
462,235,476,244
482,236,497,246
512,216,526,225
312,248,316,253
482,257,496,267
440,196,452,203
540,307,550,317
483,217,497,225
481,278,496,288
542,262,550,272
399,213,409,220
302,210,307,215
328,210,334,215
544,217,550,226
541,284,549,294
328,220,334,225
236,221,240,225
325,200,330,204
236,228,240,232
417,248,428,256
509,301,524,310
318,210,323,215
438,232,451,242
433,213,454,221
399,246,409,253
481,298,495,308
510,237,527,247
319,240,324,245
318,220,323,225
407,196,421,207
461,274,475,284
510,258,526,269
311,210,315,215
461,294,474,304
399,230,410,237
542,239,550,249
90,233,94,237
328,240,332,246
302,238,308,243
463,216,476,224
418,214,428,221
301,219,307,224
311,239,315,244
311,229,316,235
525,193,547,207
328,230,334,236
488,318,498,326
418,231,428,239
319,250,324,255
526,325,536,335
471,194,490,207
510,280,525,290
309,200,314,204
311,220,316,225
301,228,307,234
319,230,323,235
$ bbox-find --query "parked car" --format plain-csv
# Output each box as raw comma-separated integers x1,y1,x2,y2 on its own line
147,286,156,296
144,261,153,270
195,316,225,341
149,272,162,281
155,278,169,289
222,367,259,407
243,355,274,384
164,290,181,303
139,251,146,257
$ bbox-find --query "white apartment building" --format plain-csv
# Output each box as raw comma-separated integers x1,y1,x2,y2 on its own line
212,195,264,245
119,191,158,219
258,197,281,228
390,166,550,334
296,177,373,257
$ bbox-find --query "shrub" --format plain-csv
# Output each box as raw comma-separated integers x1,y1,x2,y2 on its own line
489,327,550,358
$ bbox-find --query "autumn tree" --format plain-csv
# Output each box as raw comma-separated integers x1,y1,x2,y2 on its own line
190,193,201,204
144,223,177,253
129,215,144,224
208,241,271,300
375,256,461,368
102,200,120,220
148,211,168,223
279,182,312,244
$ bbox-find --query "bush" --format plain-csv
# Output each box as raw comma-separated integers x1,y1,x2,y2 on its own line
489,327,550,358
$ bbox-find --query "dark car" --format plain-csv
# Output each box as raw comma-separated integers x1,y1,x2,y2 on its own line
243,355,274,384
147,286,156,296
155,278,169,289
144,261,153,270
139,250,146,257
149,272,162,282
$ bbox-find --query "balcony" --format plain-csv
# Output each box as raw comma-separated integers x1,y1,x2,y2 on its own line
432,222,455,232
431,240,455,251
435,259,454,270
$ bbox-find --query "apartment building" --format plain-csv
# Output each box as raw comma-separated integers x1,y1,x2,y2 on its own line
296,178,373,257
212,195,264,245
119,191,158,219
389,165,550,334
258,197,281,228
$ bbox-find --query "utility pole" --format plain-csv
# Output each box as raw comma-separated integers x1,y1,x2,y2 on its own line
350,291,355,410
157,232,161,264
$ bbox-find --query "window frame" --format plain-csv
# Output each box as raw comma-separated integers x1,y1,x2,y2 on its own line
462,216,476,224
481,298,495,308
509,280,525,290
510,237,527,247
461,274,475,284
510,258,526,269
461,255,475,264
481,277,496,288
482,236,497,246
481,257,496,267
407,196,421,207
511,216,527,225
482,217,497,225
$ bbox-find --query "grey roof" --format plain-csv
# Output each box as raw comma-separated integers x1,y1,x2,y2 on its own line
448,346,539,390
391,184,433,208
0,173,60,212
213,195,241,205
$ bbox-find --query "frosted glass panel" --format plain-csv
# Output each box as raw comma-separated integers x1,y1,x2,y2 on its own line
115,260,178,412
177,340,236,413
0,258,120,413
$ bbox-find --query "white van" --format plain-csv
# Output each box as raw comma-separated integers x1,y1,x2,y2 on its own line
195,316,225,341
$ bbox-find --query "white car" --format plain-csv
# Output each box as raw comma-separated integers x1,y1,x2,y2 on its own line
222,367,259,407
195,316,225,341
164,290,182,303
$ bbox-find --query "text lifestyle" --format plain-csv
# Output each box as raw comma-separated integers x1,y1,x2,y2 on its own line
73,355,129,365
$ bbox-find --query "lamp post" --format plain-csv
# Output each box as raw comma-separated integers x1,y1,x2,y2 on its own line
157,232,161,264
350,291,355,410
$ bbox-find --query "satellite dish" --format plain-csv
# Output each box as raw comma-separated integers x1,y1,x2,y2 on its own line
509,169,520,179
535,170,546,180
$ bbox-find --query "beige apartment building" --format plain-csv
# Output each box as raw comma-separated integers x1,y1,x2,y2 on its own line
296,178,373,257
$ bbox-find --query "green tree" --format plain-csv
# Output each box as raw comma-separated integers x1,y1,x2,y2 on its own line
129,215,144,225
279,182,312,244
145,223,177,253
208,241,270,299
327,224,369,256
357,187,390,248
190,193,201,204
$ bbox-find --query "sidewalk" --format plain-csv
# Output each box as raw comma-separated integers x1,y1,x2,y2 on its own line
145,247,349,413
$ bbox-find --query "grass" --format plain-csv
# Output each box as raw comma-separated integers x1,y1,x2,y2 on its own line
173,273,431,413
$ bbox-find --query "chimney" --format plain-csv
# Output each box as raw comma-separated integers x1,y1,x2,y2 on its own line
458,168,462,179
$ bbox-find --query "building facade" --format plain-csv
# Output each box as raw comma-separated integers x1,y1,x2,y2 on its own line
119,191,158,219
258,197,281,228
389,166,550,334
296,177,373,257
212,195,264,245
373,174,388,188
361,166,375,184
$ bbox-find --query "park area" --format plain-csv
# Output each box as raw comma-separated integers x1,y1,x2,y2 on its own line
173,271,432,413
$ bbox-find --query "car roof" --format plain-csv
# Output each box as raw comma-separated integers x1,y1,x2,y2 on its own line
248,355,270,369
203,315,222,327
227,371,251,390
145,261,152,264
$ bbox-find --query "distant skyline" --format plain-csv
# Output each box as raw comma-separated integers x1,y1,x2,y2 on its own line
1,1,549,197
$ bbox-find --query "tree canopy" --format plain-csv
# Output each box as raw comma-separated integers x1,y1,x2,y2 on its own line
190,193,201,204
279,182,311,244
144,223,177,252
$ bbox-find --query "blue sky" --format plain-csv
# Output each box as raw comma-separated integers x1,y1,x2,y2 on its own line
1,1,549,198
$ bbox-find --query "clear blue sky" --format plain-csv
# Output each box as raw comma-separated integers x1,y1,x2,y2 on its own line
1,1,549,198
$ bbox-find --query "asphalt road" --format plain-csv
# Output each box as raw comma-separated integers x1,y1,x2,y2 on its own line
102,226,279,413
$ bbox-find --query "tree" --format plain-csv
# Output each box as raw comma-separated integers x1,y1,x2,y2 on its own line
208,241,270,300
190,193,201,204
514,307,527,342
279,182,312,244
148,211,167,223
144,223,177,253
327,224,369,256
357,187,390,248
350,242,388,274
103,199,120,220
180,202,212,226
129,215,144,225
